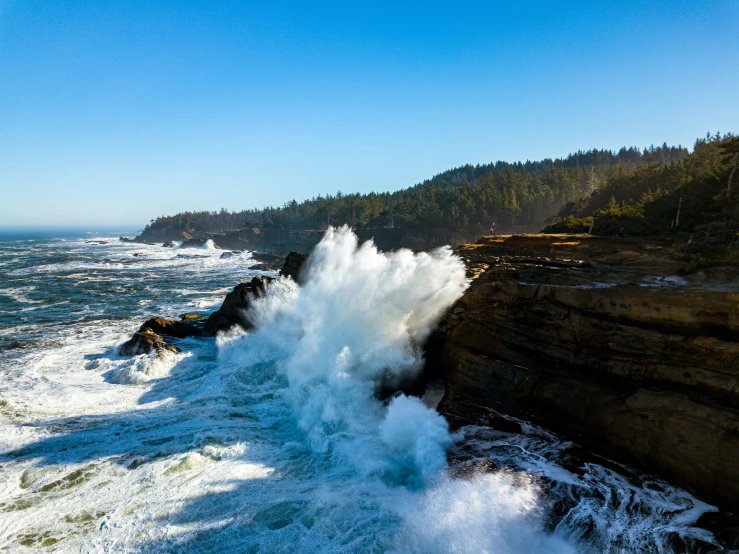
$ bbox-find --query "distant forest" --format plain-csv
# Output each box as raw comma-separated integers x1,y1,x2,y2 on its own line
143,143,689,235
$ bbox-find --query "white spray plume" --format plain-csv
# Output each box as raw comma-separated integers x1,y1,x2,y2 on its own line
222,228,575,551
222,226,468,485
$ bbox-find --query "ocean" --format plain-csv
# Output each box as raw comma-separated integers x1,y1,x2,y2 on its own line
0,227,719,553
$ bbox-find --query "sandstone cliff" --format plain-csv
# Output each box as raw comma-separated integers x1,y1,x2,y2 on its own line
436,234,739,508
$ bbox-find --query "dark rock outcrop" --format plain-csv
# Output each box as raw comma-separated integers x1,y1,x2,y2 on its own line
119,317,202,358
280,251,309,284
180,238,221,249
133,226,506,255
189,251,307,336
251,252,286,265
119,328,179,358
138,317,202,339
162,241,175,248
203,277,270,336
181,313,207,322
436,234,739,508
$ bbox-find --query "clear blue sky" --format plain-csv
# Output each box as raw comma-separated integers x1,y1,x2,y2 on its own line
1,0,737,228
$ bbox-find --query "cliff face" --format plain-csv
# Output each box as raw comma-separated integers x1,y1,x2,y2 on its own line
436,234,739,507
132,226,503,254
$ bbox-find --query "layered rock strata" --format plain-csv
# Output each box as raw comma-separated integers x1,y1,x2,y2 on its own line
436,234,739,508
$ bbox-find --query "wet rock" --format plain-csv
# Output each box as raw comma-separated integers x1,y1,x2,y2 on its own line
437,233,739,508
203,277,270,336
139,317,202,339
119,237,134,243
6,340,30,350
162,241,175,248
697,511,739,551
181,313,207,322
119,328,179,358
280,251,309,284
118,317,202,358
220,251,239,259
251,252,286,265
180,238,221,249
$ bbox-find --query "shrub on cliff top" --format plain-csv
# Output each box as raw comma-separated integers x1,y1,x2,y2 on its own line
541,216,592,234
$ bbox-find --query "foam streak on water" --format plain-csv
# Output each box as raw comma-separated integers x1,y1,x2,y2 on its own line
0,228,718,553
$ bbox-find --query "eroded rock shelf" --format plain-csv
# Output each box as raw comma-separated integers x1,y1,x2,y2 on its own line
436,234,739,508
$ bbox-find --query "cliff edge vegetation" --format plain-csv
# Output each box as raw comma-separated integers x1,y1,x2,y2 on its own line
542,134,739,265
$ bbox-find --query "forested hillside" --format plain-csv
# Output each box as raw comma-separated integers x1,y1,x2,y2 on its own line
542,133,739,254
142,143,687,236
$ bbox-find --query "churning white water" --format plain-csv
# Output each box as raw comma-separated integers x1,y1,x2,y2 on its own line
0,227,719,552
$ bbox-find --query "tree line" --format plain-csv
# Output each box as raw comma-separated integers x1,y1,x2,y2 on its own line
542,133,739,254
143,143,688,236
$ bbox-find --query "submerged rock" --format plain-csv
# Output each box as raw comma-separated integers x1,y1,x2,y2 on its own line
436,233,739,508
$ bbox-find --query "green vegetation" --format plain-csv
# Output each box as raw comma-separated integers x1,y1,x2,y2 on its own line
542,133,739,256
540,216,593,234
143,144,687,236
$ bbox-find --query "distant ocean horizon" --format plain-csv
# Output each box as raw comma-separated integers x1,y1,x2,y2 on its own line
0,226,144,235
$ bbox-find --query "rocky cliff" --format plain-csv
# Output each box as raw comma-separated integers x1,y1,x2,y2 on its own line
130,226,499,254
436,234,739,508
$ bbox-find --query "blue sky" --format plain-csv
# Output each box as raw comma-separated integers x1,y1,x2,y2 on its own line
1,1,737,228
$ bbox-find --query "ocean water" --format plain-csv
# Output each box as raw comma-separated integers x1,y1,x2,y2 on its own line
0,227,721,553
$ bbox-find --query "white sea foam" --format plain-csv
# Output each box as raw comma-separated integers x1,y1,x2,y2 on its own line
95,349,190,385
640,275,689,287
393,472,576,554
0,286,41,304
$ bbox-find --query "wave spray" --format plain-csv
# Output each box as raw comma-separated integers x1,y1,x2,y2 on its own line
220,226,575,552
